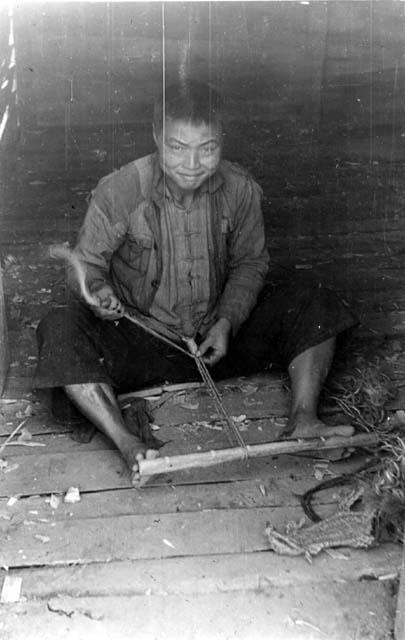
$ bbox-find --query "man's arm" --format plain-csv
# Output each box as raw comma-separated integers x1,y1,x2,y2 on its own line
216,174,269,335
67,177,129,318
198,173,269,366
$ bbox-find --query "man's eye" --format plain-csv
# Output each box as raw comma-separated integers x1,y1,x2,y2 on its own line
202,144,218,154
168,143,182,152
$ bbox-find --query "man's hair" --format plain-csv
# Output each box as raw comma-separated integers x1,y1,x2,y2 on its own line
153,80,223,135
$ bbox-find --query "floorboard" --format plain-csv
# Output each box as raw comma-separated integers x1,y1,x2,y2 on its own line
8,544,402,598
0,473,364,520
0,583,396,640
0,504,340,567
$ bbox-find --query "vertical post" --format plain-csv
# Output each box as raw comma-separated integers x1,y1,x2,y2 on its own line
0,259,9,397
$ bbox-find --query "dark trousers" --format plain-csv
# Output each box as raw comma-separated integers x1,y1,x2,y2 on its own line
34,283,357,396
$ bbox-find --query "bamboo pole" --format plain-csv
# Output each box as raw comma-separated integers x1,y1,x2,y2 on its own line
137,432,380,478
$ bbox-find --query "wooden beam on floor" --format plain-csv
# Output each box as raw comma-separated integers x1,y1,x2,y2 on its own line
0,443,367,495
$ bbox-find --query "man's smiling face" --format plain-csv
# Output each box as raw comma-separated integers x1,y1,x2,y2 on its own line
154,118,222,195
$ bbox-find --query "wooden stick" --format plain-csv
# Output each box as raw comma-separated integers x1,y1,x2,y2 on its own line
0,418,28,456
118,381,203,401
137,432,380,478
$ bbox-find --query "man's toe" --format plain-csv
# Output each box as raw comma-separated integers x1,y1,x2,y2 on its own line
329,425,355,437
145,449,160,460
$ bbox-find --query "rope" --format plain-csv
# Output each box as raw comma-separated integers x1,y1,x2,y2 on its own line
193,356,248,452
123,312,192,359
121,312,249,454
124,310,249,455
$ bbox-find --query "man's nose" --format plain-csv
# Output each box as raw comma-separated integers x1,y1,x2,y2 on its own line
183,149,200,170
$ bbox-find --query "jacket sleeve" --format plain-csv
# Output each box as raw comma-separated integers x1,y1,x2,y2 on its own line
216,175,269,335
67,176,129,299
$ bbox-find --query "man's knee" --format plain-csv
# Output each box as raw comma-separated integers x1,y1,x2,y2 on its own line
37,305,91,343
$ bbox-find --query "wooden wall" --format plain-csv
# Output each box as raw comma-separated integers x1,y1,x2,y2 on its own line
14,2,405,153
0,5,18,394
3,1,405,335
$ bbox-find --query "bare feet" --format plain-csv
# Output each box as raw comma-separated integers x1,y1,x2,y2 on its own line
118,434,160,485
286,412,355,460
287,410,354,439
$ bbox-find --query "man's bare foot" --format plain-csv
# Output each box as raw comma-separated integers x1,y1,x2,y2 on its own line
287,411,354,439
118,434,160,485
286,411,355,460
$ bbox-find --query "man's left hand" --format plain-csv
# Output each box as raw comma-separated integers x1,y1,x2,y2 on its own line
196,318,232,366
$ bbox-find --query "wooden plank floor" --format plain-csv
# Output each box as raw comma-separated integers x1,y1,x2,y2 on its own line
0,129,404,638
0,382,402,639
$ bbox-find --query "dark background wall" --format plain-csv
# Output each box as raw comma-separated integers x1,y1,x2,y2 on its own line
14,2,405,157
1,1,405,334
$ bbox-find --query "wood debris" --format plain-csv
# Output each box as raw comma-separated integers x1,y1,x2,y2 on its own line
33,534,50,543
6,441,45,449
2,462,19,474
47,494,61,510
119,381,203,402
239,383,258,394
190,420,222,431
0,418,29,455
178,399,200,411
313,463,334,481
17,427,32,442
162,538,175,549
15,404,34,418
232,414,247,423
0,575,22,603
64,487,81,504
288,616,326,635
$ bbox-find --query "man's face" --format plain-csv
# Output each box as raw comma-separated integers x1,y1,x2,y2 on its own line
154,118,222,194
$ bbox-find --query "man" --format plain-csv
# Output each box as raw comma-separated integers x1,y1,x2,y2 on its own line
35,80,357,483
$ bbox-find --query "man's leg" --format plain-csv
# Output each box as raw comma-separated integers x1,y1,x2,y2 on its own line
65,382,159,484
287,336,354,438
35,304,179,483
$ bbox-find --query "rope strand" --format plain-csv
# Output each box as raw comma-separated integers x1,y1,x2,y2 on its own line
194,355,248,454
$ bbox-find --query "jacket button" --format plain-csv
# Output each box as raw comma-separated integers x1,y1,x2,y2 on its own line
151,279,159,288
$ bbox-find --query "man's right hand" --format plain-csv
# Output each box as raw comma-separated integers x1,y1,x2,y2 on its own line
90,285,124,320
